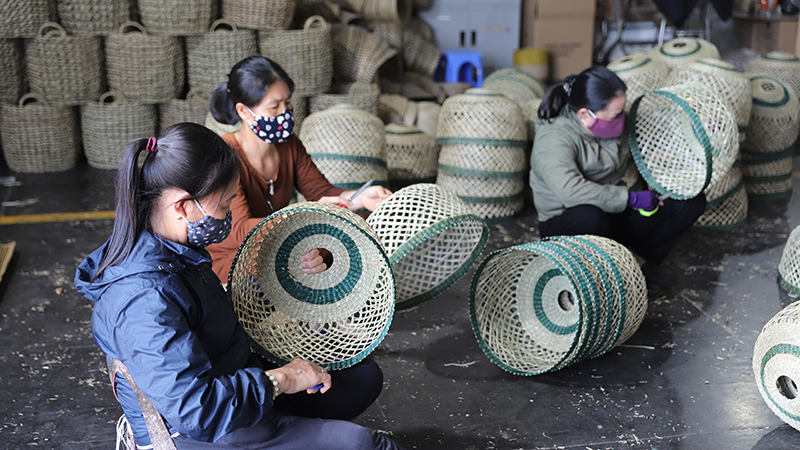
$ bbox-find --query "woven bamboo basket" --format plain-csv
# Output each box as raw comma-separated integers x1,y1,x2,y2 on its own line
742,154,793,199
744,75,800,155
608,53,669,112
0,94,79,173
186,19,258,92
747,51,800,106
293,96,308,132
521,98,543,141
436,88,528,142
753,301,800,432
258,16,333,97
204,112,241,136
385,123,439,181
81,92,158,170
469,235,646,375
483,75,544,110
403,71,447,103
25,23,104,106
0,39,24,104
379,93,410,124
138,0,215,35
629,83,738,199
55,0,129,35
779,227,800,295
695,165,747,230
437,81,472,98
294,0,338,26
621,157,645,191
414,101,439,136
331,24,397,83
666,59,752,139
313,159,389,190
228,202,394,369
0,0,52,38
369,21,403,49
347,0,412,24
309,82,380,116
106,22,185,104
222,0,296,31
648,37,720,70
402,30,440,77
366,183,488,308
484,68,548,98
158,88,211,133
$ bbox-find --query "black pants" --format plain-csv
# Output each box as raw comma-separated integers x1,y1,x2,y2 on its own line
538,195,706,265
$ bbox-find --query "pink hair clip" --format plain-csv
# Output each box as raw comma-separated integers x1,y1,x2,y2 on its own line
145,137,157,153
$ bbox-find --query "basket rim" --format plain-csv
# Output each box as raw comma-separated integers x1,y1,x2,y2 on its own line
751,75,792,108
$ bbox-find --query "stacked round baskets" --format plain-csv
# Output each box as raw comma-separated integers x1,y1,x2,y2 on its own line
747,51,800,105
81,92,158,170
629,83,738,199
647,37,720,70
694,165,748,230
436,88,529,222
0,38,24,104
753,300,800,432
666,58,752,145
186,19,258,92
608,53,668,112
742,75,799,199
310,82,380,116
0,94,80,173
258,16,333,97
778,225,800,296
483,67,548,109
366,183,489,309
25,22,104,105
331,24,397,83
54,0,129,35
137,0,216,35
222,0,297,30
105,22,185,103
521,98,543,143
227,202,395,369
158,88,212,133
299,104,388,190
384,123,439,184
470,235,648,375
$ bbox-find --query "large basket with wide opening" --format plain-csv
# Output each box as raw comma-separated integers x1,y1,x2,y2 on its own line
186,19,258,92
753,301,800,432
138,0,215,35
629,83,738,199
55,0,130,35
648,37,720,70
608,53,669,112
228,202,395,370
309,82,380,116
366,183,489,309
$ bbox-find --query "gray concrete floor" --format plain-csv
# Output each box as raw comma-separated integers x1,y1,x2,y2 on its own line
3,154,800,450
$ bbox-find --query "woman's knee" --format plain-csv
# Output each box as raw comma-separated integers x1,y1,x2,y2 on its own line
560,204,614,237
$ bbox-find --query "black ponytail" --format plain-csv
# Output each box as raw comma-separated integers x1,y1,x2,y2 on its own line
92,123,239,280
209,55,296,125
538,66,627,122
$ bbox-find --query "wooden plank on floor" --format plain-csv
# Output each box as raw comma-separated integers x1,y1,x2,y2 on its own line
0,241,15,283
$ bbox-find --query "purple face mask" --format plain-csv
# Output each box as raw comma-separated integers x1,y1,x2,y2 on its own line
583,109,625,139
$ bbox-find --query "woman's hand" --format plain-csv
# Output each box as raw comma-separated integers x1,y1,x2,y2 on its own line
299,248,328,274
352,186,391,211
268,359,331,396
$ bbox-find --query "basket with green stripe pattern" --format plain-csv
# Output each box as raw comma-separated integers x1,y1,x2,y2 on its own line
608,53,668,112
366,183,488,309
228,202,395,370
647,37,720,70
695,165,747,230
779,227,800,296
747,51,800,107
484,68,547,98
744,75,799,155
385,123,439,182
753,300,800,432
483,68,547,110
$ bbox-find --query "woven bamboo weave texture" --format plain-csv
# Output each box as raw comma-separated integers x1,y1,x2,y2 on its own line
0,0,52,38
186,19,258,92
331,24,397,83
158,89,212,134
484,68,548,98
747,51,800,106
608,53,669,112
55,0,129,35
745,75,800,154
222,0,296,31
138,0,215,35
385,123,439,181
695,182,747,230
0,39,24,104
779,227,800,296
648,37,720,70
402,30,440,77
347,0,412,24
309,82,380,116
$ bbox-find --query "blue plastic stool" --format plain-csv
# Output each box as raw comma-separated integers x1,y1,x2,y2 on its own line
437,49,483,87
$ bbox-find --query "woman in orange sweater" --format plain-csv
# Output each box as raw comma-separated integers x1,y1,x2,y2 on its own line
207,56,391,283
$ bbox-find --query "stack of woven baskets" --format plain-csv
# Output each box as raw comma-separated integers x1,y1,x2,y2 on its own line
608,53,668,112
384,123,439,185
779,225,800,296
470,235,648,375
299,104,388,190
482,67,548,110
648,37,720,70
436,88,529,222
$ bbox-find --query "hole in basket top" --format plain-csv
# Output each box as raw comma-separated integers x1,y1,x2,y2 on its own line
777,375,798,400
558,290,575,312
673,42,686,48
762,81,776,92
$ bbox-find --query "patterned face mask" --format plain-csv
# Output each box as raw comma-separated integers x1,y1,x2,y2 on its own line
246,107,294,144
183,200,232,248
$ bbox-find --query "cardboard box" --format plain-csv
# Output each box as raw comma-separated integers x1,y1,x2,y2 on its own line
595,0,659,22
733,14,798,54
522,0,596,81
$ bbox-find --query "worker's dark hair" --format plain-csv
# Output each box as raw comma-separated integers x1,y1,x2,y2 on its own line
538,66,627,122
92,123,239,281
210,55,296,125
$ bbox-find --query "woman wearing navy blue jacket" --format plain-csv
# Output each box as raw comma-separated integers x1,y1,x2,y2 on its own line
74,123,403,449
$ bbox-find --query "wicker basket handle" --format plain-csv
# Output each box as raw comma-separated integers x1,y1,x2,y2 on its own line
37,22,67,41
18,93,47,108
210,18,238,33
186,88,212,102
99,91,129,105
304,15,329,31
118,21,148,35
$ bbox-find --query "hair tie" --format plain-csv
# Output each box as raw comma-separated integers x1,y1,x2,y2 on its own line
145,137,157,153
562,75,577,97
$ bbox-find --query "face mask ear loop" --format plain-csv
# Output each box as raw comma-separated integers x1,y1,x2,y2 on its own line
193,199,208,217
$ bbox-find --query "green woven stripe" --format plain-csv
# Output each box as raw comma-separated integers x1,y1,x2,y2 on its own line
744,173,792,183
659,41,700,57
532,269,579,335
760,343,800,422
392,215,489,310
436,137,528,148
333,180,389,190
385,129,424,136
438,163,527,178
748,189,793,200
763,54,800,62
779,272,800,297
697,59,737,72
275,224,360,304
308,153,388,168
751,75,791,108
740,144,795,162
707,180,744,209
628,90,713,200
611,57,651,73
458,193,523,204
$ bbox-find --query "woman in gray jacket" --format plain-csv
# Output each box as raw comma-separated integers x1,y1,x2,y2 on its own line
530,66,705,286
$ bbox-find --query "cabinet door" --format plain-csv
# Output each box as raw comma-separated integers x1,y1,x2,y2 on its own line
468,1,521,71
417,9,470,49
